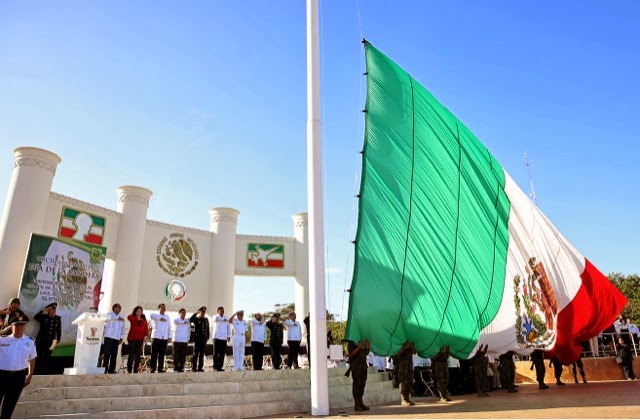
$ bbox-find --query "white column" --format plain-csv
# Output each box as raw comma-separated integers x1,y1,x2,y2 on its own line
100,186,152,314
209,207,239,313
0,147,61,306
307,0,329,413
292,213,309,331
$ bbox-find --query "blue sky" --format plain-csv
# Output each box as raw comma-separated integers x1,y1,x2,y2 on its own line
1,1,638,320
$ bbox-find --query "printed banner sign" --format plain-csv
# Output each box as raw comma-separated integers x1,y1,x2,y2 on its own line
19,233,106,346
58,207,106,245
247,243,284,269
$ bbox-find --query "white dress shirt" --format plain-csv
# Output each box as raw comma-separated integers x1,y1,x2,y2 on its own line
214,315,230,340
173,317,191,343
412,354,431,367
284,319,302,341
629,323,640,335
233,319,248,339
0,334,37,371
386,358,394,370
366,351,375,366
150,313,172,340
104,311,126,340
250,319,266,343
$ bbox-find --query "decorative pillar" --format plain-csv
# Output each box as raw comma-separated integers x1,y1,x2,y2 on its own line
0,147,61,306
209,207,239,313
100,186,152,314
292,212,309,336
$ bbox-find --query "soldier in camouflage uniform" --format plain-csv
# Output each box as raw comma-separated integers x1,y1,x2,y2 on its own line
498,351,518,393
473,344,489,397
396,341,416,406
347,339,370,411
571,357,587,383
530,349,549,389
433,345,451,402
549,355,565,386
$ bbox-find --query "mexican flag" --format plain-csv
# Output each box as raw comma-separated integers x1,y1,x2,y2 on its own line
59,207,105,245
345,42,627,365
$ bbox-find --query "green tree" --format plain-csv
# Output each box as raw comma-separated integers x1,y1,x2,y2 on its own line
608,273,640,321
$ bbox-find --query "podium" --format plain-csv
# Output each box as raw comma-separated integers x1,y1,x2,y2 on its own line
63,312,109,375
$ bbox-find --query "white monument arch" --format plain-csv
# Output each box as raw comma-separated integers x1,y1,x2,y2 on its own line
0,147,310,329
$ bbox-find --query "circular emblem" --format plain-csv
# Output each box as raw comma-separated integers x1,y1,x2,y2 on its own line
156,233,199,277
165,280,187,303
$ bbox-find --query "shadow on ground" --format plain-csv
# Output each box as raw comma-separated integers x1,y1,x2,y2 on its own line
260,380,640,419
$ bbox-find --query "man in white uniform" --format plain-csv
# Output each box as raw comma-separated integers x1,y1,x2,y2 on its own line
172,309,191,372
149,303,172,373
102,303,125,374
213,306,230,371
0,316,36,418
229,310,248,371
284,312,302,369
250,313,266,370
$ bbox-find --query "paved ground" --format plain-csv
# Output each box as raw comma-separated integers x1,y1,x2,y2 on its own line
261,380,640,419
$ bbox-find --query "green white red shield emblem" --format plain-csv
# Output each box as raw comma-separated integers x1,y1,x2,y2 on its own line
247,243,284,268
58,207,105,245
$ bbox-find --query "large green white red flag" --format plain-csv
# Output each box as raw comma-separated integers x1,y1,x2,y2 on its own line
345,42,627,364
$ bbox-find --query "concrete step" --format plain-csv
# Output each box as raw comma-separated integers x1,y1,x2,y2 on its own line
14,367,396,419
34,386,399,419
26,367,350,389
20,371,388,402
38,399,311,419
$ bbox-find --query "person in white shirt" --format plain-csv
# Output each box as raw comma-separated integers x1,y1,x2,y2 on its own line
250,313,266,370
172,308,190,372
629,320,640,344
412,354,431,368
283,312,302,369
102,303,125,374
149,303,171,373
0,316,36,419
229,310,248,371
366,351,376,366
213,306,230,371
386,357,394,372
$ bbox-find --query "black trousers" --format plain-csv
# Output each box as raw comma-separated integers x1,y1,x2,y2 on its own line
0,369,27,419
193,340,206,371
213,339,227,371
150,339,168,372
102,337,120,373
271,342,282,369
35,342,52,375
127,340,143,373
287,340,301,368
251,341,264,370
173,342,188,372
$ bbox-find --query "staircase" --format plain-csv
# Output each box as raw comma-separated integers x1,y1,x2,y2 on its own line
15,367,397,418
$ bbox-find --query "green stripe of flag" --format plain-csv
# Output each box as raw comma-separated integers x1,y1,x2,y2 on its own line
346,42,511,359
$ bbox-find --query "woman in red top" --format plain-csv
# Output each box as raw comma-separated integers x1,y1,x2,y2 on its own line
127,306,148,373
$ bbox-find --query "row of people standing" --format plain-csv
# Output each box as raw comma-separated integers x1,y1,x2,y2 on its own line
102,303,306,374
1,299,61,376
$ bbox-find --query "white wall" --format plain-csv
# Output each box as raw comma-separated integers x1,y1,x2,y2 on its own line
138,220,212,313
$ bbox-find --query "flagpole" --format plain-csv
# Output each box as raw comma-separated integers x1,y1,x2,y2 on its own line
307,0,329,415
